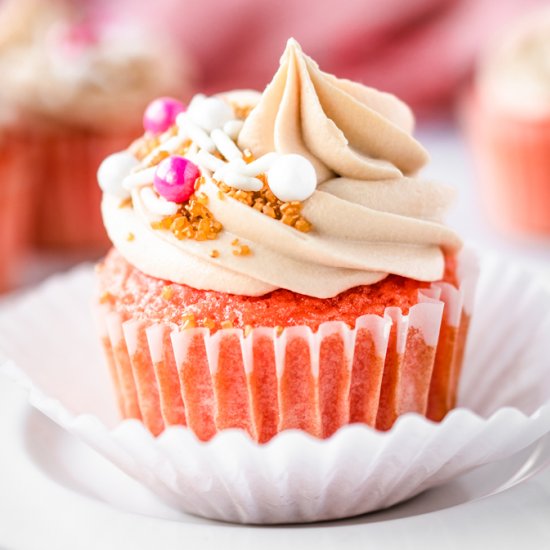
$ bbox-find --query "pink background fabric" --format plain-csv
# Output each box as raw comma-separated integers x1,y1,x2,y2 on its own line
94,0,547,116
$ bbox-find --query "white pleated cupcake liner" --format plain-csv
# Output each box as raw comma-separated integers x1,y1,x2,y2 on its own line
92,249,476,442
1,251,550,524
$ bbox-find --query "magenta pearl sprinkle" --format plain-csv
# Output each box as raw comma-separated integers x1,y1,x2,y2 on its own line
154,156,200,203
143,97,185,134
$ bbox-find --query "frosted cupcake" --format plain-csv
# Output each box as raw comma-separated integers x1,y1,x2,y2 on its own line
95,39,476,442
465,7,550,234
0,0,192,250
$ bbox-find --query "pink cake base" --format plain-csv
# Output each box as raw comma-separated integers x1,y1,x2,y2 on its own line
94,251,477,442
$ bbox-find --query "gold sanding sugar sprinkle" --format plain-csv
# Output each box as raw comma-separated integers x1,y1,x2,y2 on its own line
144,149,170,168
275,326,284,337
242,149,255,163
244,325,253,337
209,249,220,258
201,318,216,330
151,192,223,242
220,320,234,329
230,238,251,256
216,176,312,233
161,285,174,300
129,135,160,161
126,232,135,242
196,193,209,205
232,243,251,256
232,104,255,120
181,313,196,330
129,125,179,161
119,197,133,209
98,291,114,305
141,140,192,170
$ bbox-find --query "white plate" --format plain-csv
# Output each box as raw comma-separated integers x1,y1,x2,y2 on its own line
2,375,550,549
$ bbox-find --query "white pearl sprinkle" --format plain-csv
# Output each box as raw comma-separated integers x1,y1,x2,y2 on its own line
97,151,139,198
188,93,206,110
140,187,179,216
176,113,215,152
211,128,243,161
267,154,317,202
223,119,244,140
122,165,157,191
187,96,234,132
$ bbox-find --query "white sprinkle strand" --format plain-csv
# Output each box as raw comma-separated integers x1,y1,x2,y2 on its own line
176,113,215,152
140,187,179,216
122,165,157,191
195,149,225,172
223,119,244,140
210,128,243,161
213,166,263,191
239,152,279,177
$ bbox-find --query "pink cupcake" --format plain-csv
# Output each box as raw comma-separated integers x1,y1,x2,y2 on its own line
0,0,192,250
464,7,550,234
95,39,476,443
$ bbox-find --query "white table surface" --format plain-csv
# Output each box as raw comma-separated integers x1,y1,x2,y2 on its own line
1,122,550,549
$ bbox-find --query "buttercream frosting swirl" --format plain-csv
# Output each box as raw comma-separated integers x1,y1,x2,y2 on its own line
101,39,462,299
238,39,429,182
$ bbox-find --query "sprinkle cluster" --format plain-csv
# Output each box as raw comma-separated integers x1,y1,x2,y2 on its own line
217,176,312,233
151,185,223,241
98,93,316,256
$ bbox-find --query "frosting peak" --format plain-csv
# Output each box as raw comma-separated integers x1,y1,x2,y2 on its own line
238,38,429,183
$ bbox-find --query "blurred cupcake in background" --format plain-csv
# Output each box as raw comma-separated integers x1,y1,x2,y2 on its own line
0,0,193,252
0,131,34,292
464,6,550,234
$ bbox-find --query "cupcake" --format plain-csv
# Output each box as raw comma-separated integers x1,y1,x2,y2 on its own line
0,0,192,250
95,39,475,442
465,7,550,234
0,132,34,292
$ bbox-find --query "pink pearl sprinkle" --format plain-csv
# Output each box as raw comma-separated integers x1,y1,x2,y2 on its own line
143,97,185,134
154,156,200,203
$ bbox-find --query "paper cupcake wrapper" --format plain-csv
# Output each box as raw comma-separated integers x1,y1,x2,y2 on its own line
462,89,550,234
28,128,139,250
94,250,478,443
1,250,550,523
0,134,35,291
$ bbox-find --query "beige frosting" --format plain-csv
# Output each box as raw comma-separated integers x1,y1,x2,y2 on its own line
478,7,550,117
102,39,462,298
103,174,460,298
238,39,429,182
0,0,192,130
